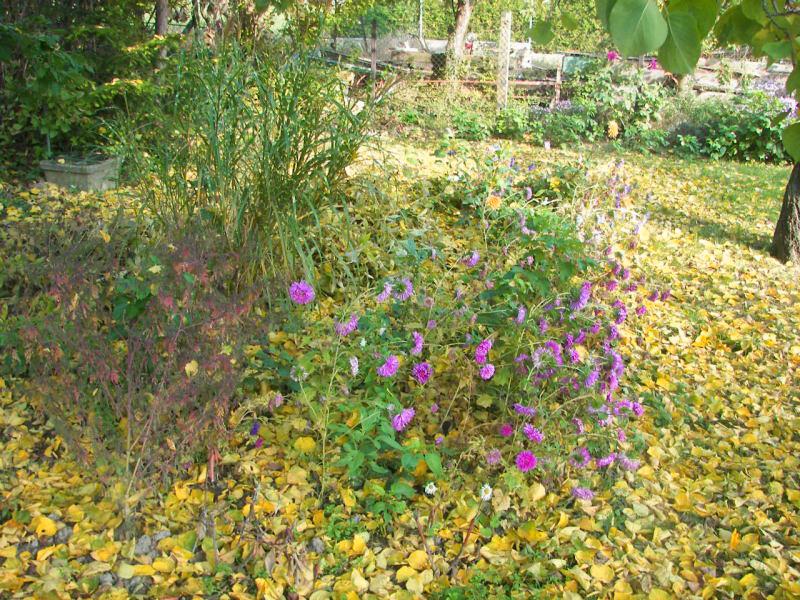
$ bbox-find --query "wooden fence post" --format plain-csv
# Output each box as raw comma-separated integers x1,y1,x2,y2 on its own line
497,11,512,110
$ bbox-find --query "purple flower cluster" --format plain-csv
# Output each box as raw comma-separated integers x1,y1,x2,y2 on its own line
391,407,415,432
334,314,359,337
289,280,315,305
377,355,399,378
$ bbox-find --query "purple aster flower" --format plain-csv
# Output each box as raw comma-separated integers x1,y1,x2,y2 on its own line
334,313,359,337
523,424,544,443
479,363,495,380
571,486,594,501
394,278,414,301
636,305,646,317
430,403,439,414
570,447,591,468
486,449,502,465
254,437,264,449
572,418,586,435
525,186,533,200
411,331,424,355
426,319,437,330
499,423,514,437
349,356,359,377
391,407,415,432
463,251,480,268
618,454,641,471
621,268,631,281
475,338,493,364
289,280,315,305
568,348,581,364
607,50,620,62
590,321,602,334
515,450,538,472
377,355,399,378
648,290,659,301
250,421,260,436
513,403,536,418
539,318,549,334
595,453,617,468
411,362,432,385
571,282,592,311
269,393,284,411
631,402,644,417
585,369,600,388
515,305,527,325
617,428,627,442
608,324,620,341
575,330,587,344
660,289,671,301
377,282,393,303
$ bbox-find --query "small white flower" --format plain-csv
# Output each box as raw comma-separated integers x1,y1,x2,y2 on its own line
424,482,437,496
378,327,386,336
359,338,367,348
349,356,359,376
480,484,493,502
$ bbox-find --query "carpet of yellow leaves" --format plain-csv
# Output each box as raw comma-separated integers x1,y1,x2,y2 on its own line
1,146,799,599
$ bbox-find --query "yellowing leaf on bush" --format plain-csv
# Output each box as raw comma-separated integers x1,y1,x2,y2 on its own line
294,436,316,453
184,360,199,377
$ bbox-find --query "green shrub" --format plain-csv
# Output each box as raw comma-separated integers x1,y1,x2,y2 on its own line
663,92,790,162
451,107,492,141
494,103,530,140
112,43,377,287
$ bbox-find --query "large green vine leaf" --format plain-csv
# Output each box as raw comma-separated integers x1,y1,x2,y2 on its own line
609,0,668,56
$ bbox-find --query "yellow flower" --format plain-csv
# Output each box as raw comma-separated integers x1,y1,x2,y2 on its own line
607,120,620,139
485,194,503,210
549,177,561,190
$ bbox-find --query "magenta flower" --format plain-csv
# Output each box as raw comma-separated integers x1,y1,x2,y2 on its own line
571,486,594,501
426,319,437,330
411,331,424,355
523,424,544,443
334,314,359,337
571,282,592,311
394,278,414,302
572,417,586,434
479,363,495,380
595,453,617,468
463,250,480,267
618,454,640,471
513,403,536,418
377,355,399,378
435,434,444,445
499,423,514,437
430,403,439,414
411,362,432,385
647,57,659,70
391,407,415,432
254,437,264,449
377,282,393,303
584,369,600,388
486,449,502,465
475,338,492,364
515,305,527,324
289,280,315,305
515,450,538,472
607,50,620,62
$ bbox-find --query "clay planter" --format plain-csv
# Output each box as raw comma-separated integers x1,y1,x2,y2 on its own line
39,155,120,192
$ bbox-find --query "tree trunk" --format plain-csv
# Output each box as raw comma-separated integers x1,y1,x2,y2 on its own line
155,0,169,62
770,162,800,263
448,0,473,63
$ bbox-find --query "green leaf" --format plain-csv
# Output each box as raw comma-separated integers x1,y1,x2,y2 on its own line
424,453,443,477
561,12,579,30
610,0,668,56
390,481,415,499
782,122,800,162
761,40,792,61
786,65,800,94
668,0,718,36
658,11,702,75
741,0,768,25
596,0,619,28
715,6,763,47
530,20,555,45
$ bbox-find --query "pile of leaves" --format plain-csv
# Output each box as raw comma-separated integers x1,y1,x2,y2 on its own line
1,142,799,599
